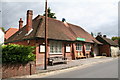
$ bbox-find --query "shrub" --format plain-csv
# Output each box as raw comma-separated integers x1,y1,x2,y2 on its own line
2,44,35,63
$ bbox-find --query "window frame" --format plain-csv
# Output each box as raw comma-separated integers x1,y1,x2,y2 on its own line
76,43,82,51
49,41,62,54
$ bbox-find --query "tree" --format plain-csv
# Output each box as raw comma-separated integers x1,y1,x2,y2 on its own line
0,27,5,33
111,37,118,41
43,7,56,19
91,32,94,37
111,37,120,46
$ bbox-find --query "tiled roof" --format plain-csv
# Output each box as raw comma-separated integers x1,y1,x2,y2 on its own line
5,28,18,40
96,36,118,46
6,15,101,44
114,40,118,44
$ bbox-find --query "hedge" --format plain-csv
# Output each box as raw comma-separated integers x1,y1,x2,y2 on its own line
2,44,35,63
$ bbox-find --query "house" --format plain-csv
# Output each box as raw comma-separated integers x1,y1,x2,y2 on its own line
0,27,4,45
96,35,119,57
5,10,101,66
5,28,18,40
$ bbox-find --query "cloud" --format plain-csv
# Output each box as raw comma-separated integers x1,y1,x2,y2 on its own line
2,2,44,29
1,0,119,38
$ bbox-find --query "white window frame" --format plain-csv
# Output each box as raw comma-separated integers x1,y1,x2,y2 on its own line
49,41,62,54
86,44,91,51
76,43,82,51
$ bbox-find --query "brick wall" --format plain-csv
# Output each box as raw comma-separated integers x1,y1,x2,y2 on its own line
65,53,72,60
99,44,110,57
2,62,36,79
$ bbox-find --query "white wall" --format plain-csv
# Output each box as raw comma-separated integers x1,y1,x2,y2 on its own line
0,29,4,45
110,46,119,57
93,45,99,56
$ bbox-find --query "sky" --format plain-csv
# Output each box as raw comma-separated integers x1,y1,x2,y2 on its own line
1,0,119,38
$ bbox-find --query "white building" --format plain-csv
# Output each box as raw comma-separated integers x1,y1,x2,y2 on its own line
0,28,4,45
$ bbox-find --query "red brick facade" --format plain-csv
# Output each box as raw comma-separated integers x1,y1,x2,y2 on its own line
99,44,111,57
11,39,93,66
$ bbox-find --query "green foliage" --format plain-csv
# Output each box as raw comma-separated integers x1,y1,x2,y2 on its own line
111,37,120,46
2,44,35,63
91,32,94,37
0,27,5,33
111,37,120,41
43,7,56,19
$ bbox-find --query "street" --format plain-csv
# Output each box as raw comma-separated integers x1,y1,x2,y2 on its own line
41,58,118,78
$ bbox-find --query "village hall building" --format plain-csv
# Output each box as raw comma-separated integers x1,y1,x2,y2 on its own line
6,10,102,66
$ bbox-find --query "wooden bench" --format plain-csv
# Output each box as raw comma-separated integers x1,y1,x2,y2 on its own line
48,56,67,66
76,52,86,59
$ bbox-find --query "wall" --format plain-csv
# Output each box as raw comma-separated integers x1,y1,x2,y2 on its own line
93,45,99,56
11,39,73,66
110,46,119,57
2,62,36,79
0,29,4,45
99,44,110,57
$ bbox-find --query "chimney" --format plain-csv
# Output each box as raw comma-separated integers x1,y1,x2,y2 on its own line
62,18,69,27
62,18,66,22
26,10,33,32
103,35,106,37
19,18,23,30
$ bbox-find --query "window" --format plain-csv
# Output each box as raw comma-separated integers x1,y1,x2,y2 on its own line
86,44,91,51
76,43,82,51
50,41,62,54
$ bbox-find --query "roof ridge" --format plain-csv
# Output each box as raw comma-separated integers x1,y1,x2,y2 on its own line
99,36,118,45
5,28,18,32
35,17,44,38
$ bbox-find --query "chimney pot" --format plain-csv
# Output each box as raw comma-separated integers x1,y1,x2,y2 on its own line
19,18,23,30
26,10,33,32
62,18,66,22
103,35,106,37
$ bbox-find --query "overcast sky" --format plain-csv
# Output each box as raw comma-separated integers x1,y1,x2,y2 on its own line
1,0,119,38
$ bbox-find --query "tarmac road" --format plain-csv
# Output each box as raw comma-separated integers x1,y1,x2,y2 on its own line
41,58,118,78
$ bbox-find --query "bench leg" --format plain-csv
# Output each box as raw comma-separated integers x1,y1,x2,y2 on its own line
51,62,53,66
64,61,67,64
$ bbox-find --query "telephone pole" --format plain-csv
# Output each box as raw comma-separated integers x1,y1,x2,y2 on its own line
44,0,48,70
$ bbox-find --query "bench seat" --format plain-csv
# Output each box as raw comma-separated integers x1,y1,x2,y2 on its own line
48,56,67,66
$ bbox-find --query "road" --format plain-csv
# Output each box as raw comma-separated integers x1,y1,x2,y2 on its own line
41,58,118,78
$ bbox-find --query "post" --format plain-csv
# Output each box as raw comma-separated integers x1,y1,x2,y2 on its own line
44,0,48,70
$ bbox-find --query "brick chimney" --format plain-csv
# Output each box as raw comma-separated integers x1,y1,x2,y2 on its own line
19,18,23,30
26,10,33,32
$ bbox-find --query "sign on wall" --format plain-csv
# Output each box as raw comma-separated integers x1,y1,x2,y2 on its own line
39,45,45,52
66,46,71,52
76,37,85,41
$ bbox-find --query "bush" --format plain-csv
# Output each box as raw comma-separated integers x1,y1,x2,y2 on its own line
2,44,35,63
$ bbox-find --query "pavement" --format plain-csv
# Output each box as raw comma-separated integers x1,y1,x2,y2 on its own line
12,56,117,78
36,56,115,73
